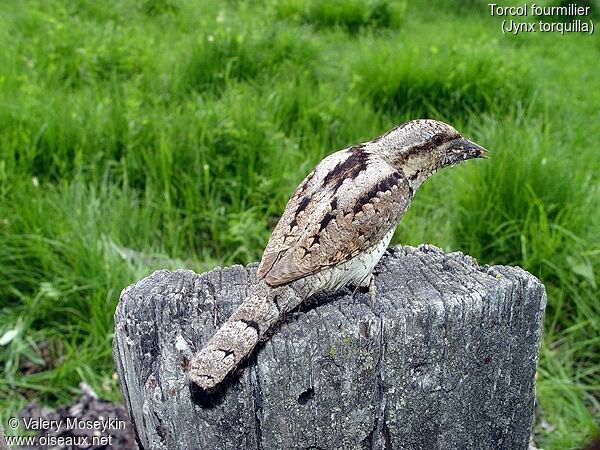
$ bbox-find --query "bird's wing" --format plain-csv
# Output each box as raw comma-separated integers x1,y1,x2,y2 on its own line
257,146,412,287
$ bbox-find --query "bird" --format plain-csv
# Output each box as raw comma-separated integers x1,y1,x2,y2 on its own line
189,119,487,391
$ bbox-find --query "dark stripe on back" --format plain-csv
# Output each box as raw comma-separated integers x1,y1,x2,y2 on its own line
322,145,369,192
296,196,310,216
353,171,405,214
330,197,338,211
319,211,335,231
310,233,320,247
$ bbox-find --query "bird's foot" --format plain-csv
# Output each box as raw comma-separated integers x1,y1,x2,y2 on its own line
350,274,376,307
368,276,376,308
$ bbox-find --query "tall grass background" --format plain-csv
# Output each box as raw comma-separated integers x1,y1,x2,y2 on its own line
0,0,598,448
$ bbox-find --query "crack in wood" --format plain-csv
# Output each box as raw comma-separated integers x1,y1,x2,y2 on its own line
113,246,545,450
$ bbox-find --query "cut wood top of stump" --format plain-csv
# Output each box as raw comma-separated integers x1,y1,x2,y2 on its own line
113,244,546,450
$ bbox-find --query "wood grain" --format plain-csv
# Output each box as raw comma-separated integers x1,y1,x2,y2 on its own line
113,244,546,450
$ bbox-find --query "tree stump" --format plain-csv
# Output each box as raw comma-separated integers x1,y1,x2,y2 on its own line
113,245,546,450
0,421,7,450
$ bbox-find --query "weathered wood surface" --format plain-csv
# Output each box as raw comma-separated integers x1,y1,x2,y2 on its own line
0,421,7,450
113,244,546,450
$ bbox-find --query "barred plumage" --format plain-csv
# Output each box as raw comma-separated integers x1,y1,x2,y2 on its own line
189,119,487,391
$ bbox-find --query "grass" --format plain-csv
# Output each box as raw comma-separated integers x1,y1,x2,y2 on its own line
0,0,598,448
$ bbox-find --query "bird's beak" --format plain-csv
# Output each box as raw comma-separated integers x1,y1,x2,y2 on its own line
453,138,489,159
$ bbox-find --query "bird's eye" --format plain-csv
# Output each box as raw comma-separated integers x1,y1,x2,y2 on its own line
432,134,444,146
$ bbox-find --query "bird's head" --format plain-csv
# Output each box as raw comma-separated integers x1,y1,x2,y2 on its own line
372,119,488,188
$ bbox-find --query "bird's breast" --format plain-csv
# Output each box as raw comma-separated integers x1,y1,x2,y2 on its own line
303,227,395,296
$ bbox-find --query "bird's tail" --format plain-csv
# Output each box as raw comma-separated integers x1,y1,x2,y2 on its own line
189,278,308,391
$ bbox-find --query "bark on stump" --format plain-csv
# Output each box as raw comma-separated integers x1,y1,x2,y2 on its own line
113,244,546,450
